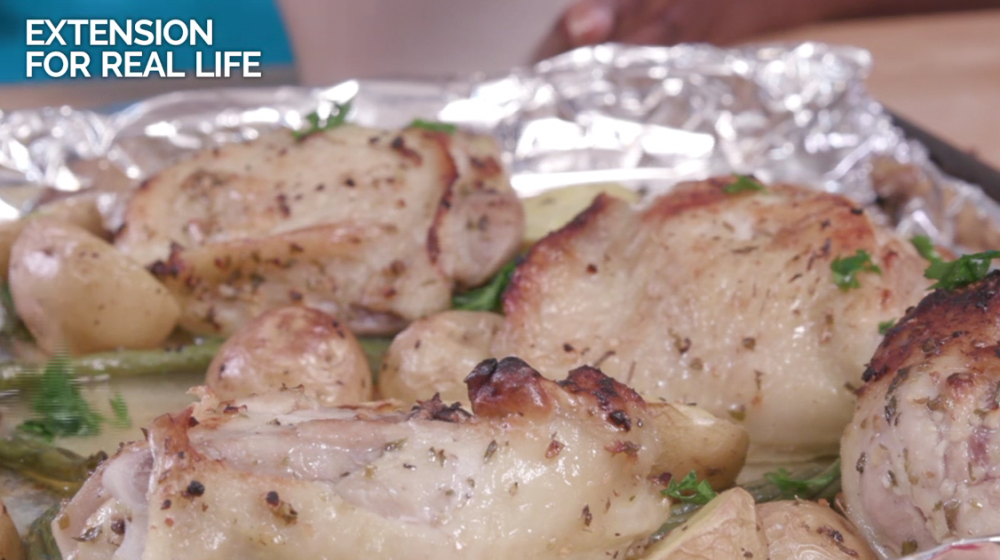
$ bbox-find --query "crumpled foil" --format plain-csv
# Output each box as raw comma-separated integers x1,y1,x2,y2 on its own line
1,42,999,252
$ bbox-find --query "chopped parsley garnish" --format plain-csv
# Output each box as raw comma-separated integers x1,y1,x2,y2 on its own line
878,319,896,335
831,250,881,290
923,250,1000,291
109,393,132,428
910,235,942,263
408,119,457,134
452,260,517,313
764,459,841,500
17,356,130,442
723,175,766,195
292,101,351,140
661,471,717,505
911,234,1000,291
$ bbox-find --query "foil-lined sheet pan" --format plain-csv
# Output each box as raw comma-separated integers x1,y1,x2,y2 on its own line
1,42,998,252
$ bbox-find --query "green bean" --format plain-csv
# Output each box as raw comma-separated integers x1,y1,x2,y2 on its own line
25,503,62,560
0,435,104,496
0,340,223,392
358,336,392,382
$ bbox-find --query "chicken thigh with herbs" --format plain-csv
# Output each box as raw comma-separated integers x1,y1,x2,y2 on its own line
487,178,931,458
842,271,1000,558
53,358,747,560
114,124,523,336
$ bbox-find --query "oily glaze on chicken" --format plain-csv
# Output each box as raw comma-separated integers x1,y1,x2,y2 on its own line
842,272,1000,558
493,178,931,458
114,125,523,336
53,358,747,560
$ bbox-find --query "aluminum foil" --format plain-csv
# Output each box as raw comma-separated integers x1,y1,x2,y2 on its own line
1,42,998,251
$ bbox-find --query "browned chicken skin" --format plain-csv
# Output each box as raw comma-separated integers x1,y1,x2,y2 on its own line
493,178,931,458
53,358,747,560
843,271,1000,557
114,125,523,337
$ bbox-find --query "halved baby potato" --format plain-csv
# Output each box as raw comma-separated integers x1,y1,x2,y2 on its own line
757,500,876,560
522,182,640,244
649,403,749,491
0,192,108,282
9,218,179,355
206,306,373,406
642,488,766,560
379,310,503,405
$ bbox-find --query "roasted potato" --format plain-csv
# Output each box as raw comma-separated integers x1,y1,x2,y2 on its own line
641,488,766,560
0,220,25,282
0,497,24,560
649,402,749,491
757,500,876,560
206,306,372,405
0,192,108,282
33,191,108,240
378,310,503,404
522,182,640,244
9,218,180,355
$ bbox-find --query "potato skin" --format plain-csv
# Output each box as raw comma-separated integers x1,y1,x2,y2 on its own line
33,191,108,240
9,218,180,355
641,488,766,560
648,403,749,491
206,306,373,406
379,310,503,404
0,193,108,283
0,219,26,282
757,500,876,560
0,497,24,560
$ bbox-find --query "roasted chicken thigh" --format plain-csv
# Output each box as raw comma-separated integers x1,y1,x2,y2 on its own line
842,271,1000,557
493,178,931,457
54,358,747,560
115,125,523,336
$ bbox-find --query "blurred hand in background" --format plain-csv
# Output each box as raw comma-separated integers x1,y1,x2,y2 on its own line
535,0,1000,60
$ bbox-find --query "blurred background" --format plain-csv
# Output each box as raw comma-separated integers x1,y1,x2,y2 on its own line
0,0,997,165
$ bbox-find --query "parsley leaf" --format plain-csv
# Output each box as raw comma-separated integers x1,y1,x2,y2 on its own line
878,319,896,335
292,101,352,140
911,234,1000,291
723,175,766,195
17,356,104,442
662,471,718,505
451,260,517,313
15,356,131,441
764,459,841,500
831,250,881,290
923,251,1000,291
109,394,131,428
910,235,942,263
408,119,457,134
